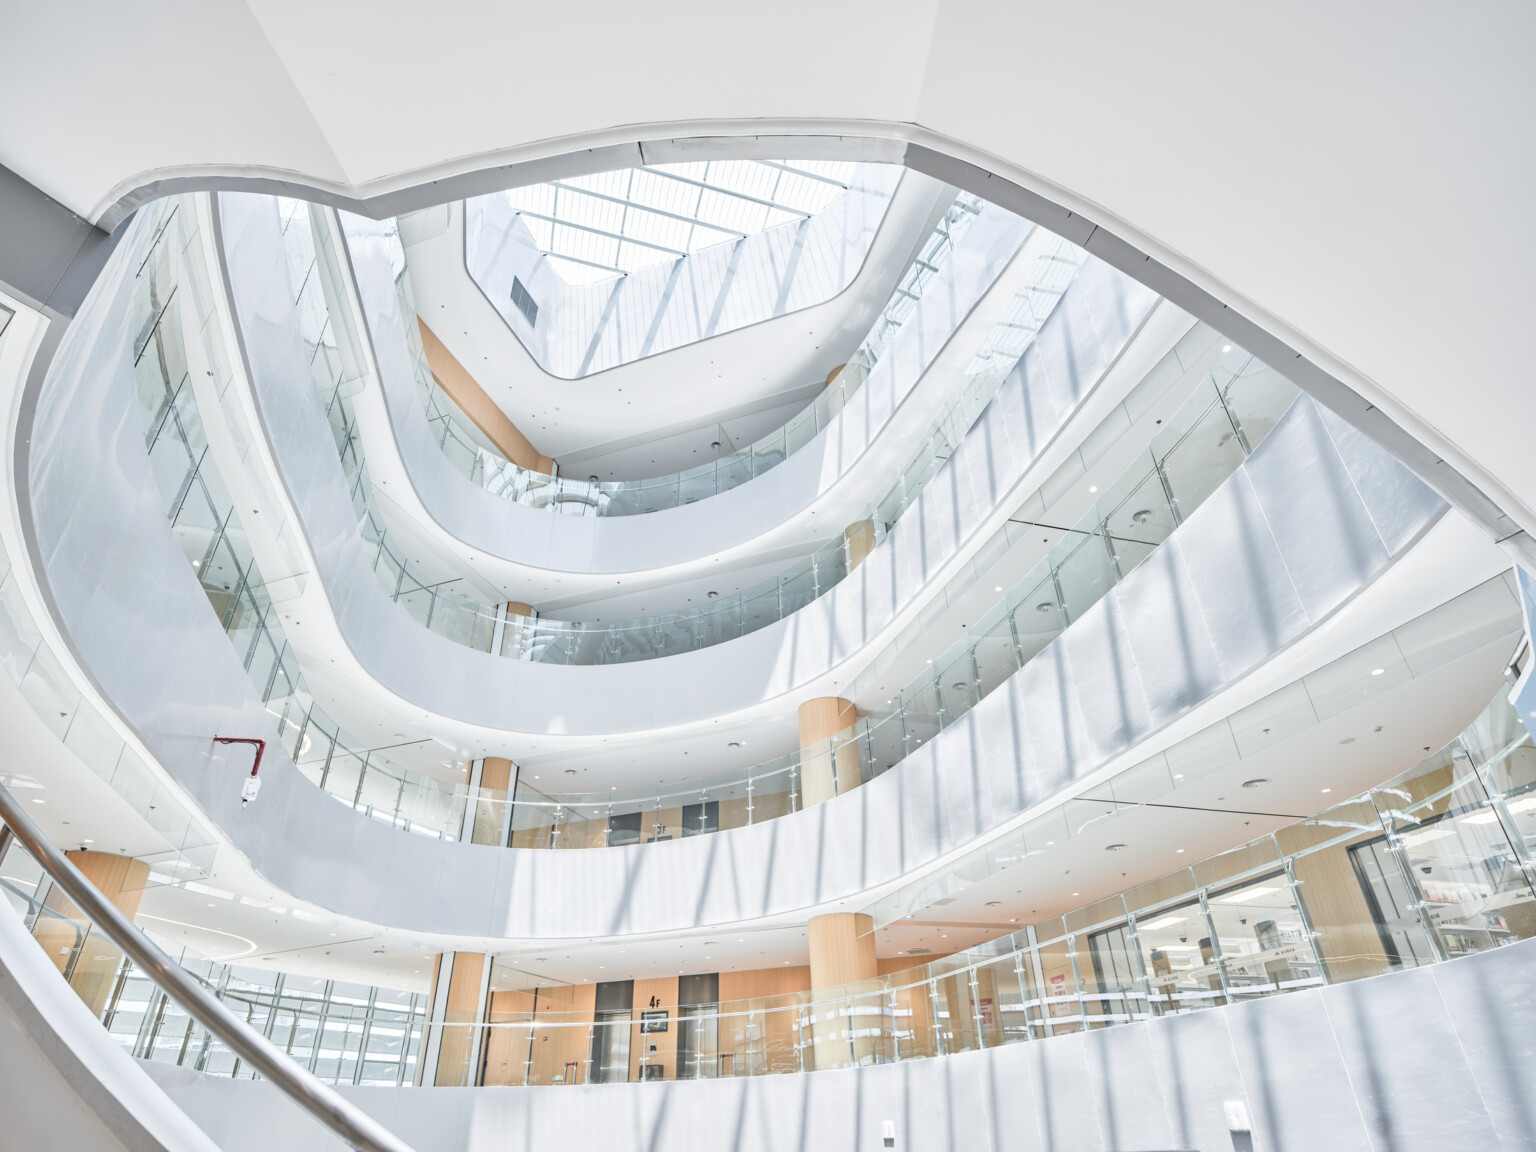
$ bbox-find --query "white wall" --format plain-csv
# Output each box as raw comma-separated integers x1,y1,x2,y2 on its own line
140,935,1536,1152
3,4,1528,560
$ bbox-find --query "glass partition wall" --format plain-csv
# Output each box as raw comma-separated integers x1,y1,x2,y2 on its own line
6,686,1531,1086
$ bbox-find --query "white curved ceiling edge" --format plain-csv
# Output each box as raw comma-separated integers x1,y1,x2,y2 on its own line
5,4,1528,561
15,112,1525,585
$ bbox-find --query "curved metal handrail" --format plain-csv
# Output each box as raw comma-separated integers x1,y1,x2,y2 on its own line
0,781,418,1152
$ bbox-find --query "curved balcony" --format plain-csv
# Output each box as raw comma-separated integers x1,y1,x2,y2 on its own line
22,193,1446,939
340,191,1041,581
221,191,1158,731
4,685,1533,1152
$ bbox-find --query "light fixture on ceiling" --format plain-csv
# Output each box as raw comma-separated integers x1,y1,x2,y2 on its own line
1241,778,1270,789
1036,602,1055,613
1371,667,1386,676
706,591,719,599
728,742,741,748
1105,843,1127,852
1339,737,1356,745
985,901,1002,907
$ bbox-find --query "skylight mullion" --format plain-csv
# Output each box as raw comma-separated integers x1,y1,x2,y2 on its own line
514,211,689,259
644,166,829,219
756,160,851,189
545,182,746,239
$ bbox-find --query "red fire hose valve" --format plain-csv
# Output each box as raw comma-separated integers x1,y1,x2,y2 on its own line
213,738,266,805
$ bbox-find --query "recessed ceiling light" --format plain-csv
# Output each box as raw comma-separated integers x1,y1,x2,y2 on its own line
1089,485,1098,493
1176,848,1185,854
30,798,43,804
1105,843,1127,852
1222,344,1232,352
995,586,1003,592
1339,737,1355,745
985,901,1002,907
1241,778,1270,789
728,742,741,748
1321,787,1332,793
1371,667,1385,676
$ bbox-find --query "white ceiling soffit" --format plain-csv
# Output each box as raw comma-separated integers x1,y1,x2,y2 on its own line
1,4,1531,571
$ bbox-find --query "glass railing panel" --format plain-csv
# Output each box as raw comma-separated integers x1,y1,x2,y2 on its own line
1371,744,1536,959
1158,394,1248,516
1204,868,1324,999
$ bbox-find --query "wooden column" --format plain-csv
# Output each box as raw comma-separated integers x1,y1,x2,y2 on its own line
807,912,879,1070
809,913,878,988
429,952,487,1086
33,851,149,1016
417,319,553,472
843,520,876,570
493,601,535,658
797,697,861,807
469,757,515,846
825,363,850,419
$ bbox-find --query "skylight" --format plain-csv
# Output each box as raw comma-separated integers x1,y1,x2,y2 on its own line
504,159,858,285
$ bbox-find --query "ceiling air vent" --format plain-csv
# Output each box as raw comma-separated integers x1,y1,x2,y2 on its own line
907,947,933,955
510,277,539,327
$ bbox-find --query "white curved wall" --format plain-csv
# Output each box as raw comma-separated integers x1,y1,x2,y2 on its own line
24,201,1442,938
229,193,1144,737
342,199,1035,580
141,935,1536,1152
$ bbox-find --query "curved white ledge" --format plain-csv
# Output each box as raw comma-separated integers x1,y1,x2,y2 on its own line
226,192,1150,734
142,921,1536,1152
25,203,1442,938
340,198,1036,582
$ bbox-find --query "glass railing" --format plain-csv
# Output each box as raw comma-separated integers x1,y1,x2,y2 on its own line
136,195,1300,853
0,843,427,1086
130,195,471,843
451,334,1297,849
24,682,1529,1086
377,193,986,518
298,199,1080,667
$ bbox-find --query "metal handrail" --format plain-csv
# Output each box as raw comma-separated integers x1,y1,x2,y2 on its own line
0,780,418,1152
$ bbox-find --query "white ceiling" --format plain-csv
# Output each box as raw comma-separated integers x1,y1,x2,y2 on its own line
3,4,1531,555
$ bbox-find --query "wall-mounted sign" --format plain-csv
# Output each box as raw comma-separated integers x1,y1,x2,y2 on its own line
640,1009,669,1033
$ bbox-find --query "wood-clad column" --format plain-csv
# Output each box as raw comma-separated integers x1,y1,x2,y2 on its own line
468,757,516,846
807,912,879,1070
798,697,861,807
491,601,535,658
424,952,489,1086
33,851,149,1016
417,319,554,472
809,914,878,988
825,363,850,419
843,520,877,569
